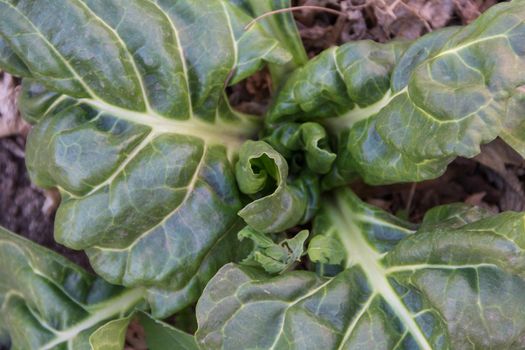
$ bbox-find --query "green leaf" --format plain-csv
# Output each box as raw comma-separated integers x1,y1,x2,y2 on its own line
418,202,493,230
269,40,409,123
235,123,336,233
500,88,525,157
89,311,198,350
89,316,131,350
263,122,336,175
239,227,308,274
308,190,416,267
196,189,525,349
230,0,308,85
232,0,307,67
0,226,145,350
139,312,198,350
0,38,30,77
0,0,294,318
236,140,320,233
90,312,198,350
269,0,525,185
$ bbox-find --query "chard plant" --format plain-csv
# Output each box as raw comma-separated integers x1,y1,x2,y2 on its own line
0,0,525,349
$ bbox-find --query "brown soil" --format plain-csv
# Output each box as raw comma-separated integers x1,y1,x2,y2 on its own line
0,135,90,268
293,0,502,55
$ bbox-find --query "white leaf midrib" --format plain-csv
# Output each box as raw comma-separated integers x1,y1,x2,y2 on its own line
81,98,257,147
5,0,258,150
39,288,144,350
72,0,151,112
322,88,399,131
321,15,522,132
2,1,99,99
385,263,498,274
331,195,433,350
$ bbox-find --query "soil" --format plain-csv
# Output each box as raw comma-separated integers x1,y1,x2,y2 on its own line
0,135,90,268
0,0,522,348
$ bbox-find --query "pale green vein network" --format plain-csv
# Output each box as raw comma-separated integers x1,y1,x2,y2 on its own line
336,295,375,350
266,278,334,349
149,0,193,117
72,0,151,111
0,228,146,350
329,195,432,350
91,145,208,253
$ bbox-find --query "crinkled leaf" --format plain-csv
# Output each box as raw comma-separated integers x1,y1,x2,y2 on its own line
236,140,321,233
269,1,525,185
0,0,294,318
235,124,336,233
269,40,408,122
197,190,525,349
239,226,308,274
263,122,336,175
0,226,145,350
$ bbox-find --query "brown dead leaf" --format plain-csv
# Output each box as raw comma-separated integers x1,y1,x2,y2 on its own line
475,139,525,195
366,197,392,210
373,0,454,39
464,192,487,206
453,0,481,23
125,318,147,350
41,188,61,216
0,72,29,138
501,188,525,212
228,69,271,115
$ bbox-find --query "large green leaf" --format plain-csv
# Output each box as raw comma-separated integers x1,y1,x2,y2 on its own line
268,0,525,185
0,0,295,318
196,189,525,349
0,226,144,350
139,312,198,350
